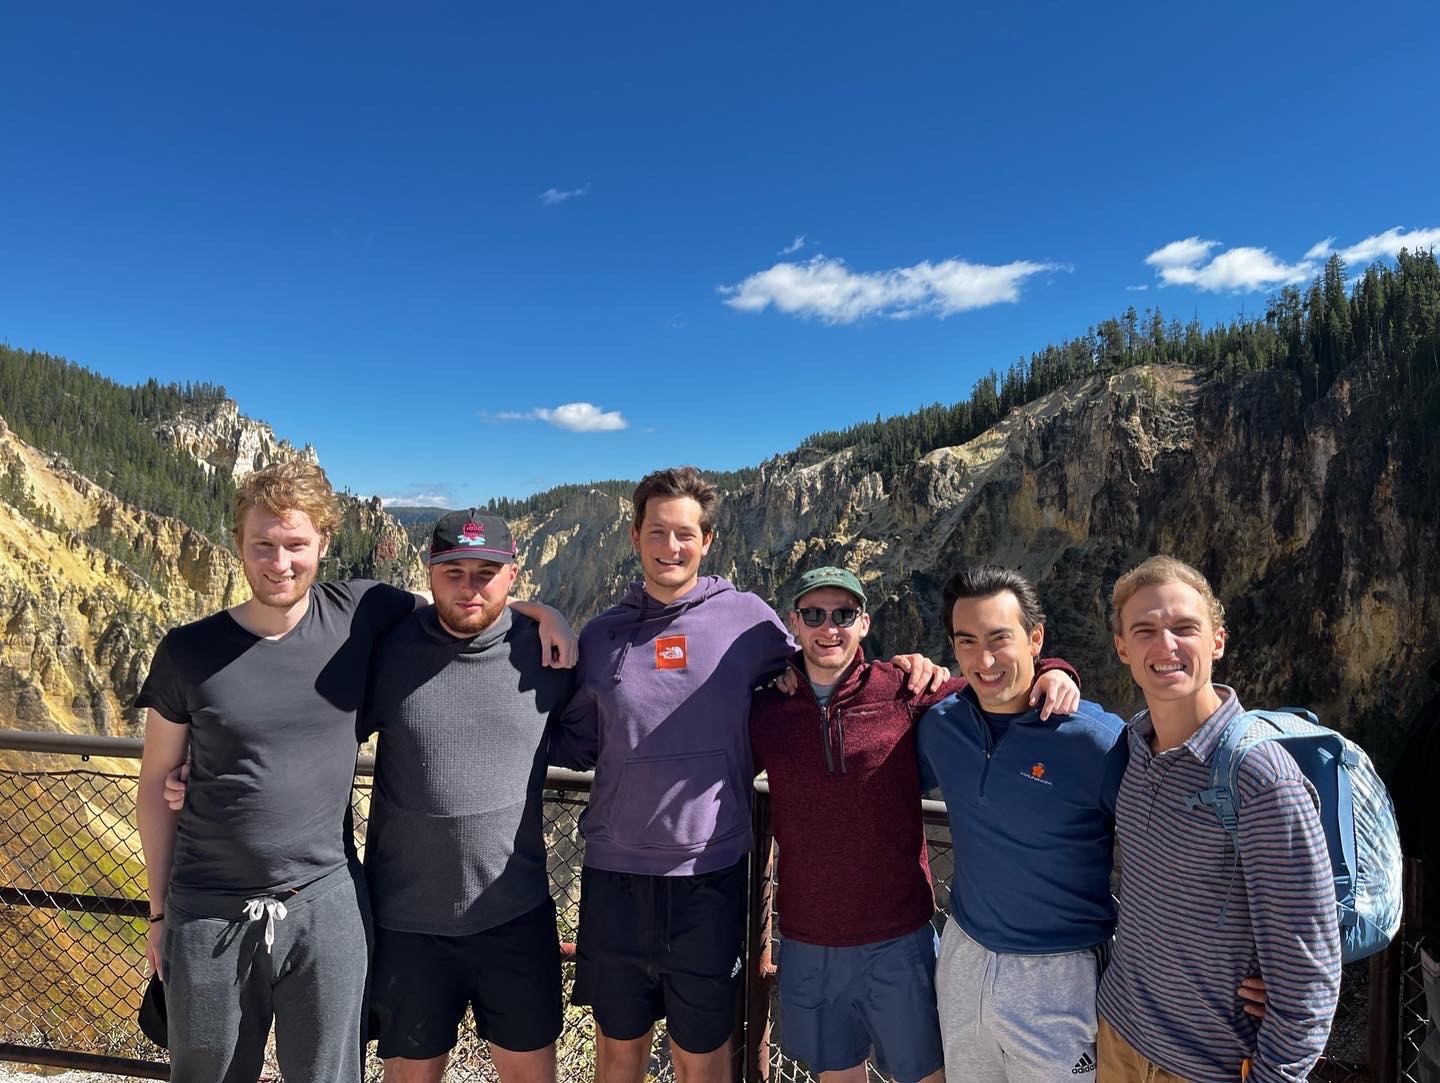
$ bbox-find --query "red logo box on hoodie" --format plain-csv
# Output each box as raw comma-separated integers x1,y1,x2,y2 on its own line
655,636,688,669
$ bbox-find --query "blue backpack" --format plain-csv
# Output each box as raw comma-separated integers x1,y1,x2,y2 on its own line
1186,708,1403,963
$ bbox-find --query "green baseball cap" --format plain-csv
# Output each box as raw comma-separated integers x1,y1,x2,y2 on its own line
791,566,867,611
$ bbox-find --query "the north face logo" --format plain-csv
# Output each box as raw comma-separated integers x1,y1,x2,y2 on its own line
655,636,688,669
1071,1051,1096,1074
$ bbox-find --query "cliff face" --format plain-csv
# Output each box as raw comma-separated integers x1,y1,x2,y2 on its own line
152,398,318,480
509,366,1435,755
0,410,423,738
0,418,244,737
152,397,424,590
332,493,427,592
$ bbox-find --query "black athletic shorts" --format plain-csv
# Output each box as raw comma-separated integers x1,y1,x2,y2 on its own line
572,858,747,1054
369,897,563,1059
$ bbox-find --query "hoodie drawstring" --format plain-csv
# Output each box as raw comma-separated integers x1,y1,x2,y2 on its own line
611,589,646,683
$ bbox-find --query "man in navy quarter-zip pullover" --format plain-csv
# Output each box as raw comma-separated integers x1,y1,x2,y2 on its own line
917,565,1128,1083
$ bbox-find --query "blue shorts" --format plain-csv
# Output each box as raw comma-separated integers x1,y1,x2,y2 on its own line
777,921,943,1082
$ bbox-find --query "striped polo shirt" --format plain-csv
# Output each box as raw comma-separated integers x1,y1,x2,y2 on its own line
1097,686,1341,1083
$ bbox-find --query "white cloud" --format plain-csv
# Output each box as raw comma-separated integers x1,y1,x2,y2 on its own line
1321,226,1440,265
539,183,591,205
479,402,628,432
1147,226,1440,294
1125,284,1149,292
778,234,806,255
535,403,627,431
381,490,452,508
719,254,1061,322
1145,236,1221,271
1144,236,1314,292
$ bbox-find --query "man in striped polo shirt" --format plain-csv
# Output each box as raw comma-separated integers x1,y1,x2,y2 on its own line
1097,556,1340,1083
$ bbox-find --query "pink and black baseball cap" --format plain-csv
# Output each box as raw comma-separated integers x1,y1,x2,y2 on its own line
423,510,518,565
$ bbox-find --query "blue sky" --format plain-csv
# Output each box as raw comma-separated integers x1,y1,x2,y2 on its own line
3,2,1437,507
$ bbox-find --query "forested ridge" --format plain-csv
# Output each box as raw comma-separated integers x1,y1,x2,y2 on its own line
0,345,235,536
798,252,1440,497
3,250,1437,548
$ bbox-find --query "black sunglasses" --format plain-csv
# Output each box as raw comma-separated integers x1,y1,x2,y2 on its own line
796,606,862,629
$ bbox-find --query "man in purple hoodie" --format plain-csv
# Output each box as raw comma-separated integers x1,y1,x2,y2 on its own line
560,466,946,1083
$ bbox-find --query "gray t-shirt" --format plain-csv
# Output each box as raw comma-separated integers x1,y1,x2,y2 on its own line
137,579,416,896
362,607,576,935
810,679,836,708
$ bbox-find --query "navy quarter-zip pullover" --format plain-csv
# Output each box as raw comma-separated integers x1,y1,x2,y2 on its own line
917,689,1128,954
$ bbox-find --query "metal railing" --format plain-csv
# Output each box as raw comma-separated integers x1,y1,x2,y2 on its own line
0,729,1425,1082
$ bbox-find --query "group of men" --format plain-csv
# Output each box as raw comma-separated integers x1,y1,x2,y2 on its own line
137,460,1342,1083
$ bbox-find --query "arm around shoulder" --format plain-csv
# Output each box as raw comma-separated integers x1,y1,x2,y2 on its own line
509,598,578,668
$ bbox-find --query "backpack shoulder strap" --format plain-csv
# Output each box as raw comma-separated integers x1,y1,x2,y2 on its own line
1185,708,1266,838
1216,709,1299,795
1183,709,1271,929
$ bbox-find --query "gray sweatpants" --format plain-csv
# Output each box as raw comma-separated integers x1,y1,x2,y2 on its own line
935,919,1102,1083
163,861,372,1083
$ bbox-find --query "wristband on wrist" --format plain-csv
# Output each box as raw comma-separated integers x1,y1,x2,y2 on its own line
148,913,164,923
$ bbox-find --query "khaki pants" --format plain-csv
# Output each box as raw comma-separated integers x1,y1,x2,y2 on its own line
1096,1016,1195,1083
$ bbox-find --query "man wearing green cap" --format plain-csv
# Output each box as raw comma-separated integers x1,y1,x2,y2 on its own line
748,567,1080,1083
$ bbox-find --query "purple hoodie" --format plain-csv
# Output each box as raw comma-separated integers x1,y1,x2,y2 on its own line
558,576,792,876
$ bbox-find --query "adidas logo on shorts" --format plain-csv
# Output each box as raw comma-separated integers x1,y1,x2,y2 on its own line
1071,1051,1096,1074
730,955,742,979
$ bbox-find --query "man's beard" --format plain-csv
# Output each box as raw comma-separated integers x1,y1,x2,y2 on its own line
436,596,506,638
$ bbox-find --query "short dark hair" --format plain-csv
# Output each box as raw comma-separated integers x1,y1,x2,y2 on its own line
941,565,1046,638
631,466,718,534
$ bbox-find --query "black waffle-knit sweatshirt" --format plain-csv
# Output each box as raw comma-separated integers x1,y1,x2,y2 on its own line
362,606,576,935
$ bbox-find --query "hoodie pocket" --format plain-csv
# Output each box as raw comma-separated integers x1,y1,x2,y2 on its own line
606,750,746,850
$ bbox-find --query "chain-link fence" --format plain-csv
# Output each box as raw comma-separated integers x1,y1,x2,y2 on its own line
0,732,1428,1083
0,763,157,1069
